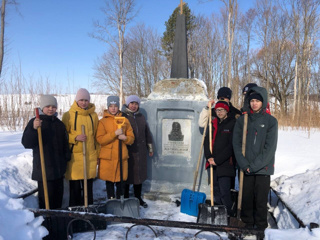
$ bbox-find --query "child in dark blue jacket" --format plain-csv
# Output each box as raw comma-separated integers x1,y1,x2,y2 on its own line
22,95,70,209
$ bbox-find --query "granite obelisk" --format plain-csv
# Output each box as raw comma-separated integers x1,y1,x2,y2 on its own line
170,0,188,79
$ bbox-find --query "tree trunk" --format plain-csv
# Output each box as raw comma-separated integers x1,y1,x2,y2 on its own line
0,0,6,77
292,60,298,121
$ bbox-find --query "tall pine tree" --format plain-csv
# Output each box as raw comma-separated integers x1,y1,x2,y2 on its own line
161,3,195,60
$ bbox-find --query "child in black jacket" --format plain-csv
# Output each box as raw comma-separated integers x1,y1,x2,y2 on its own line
204,101,236,216
22,95,70,209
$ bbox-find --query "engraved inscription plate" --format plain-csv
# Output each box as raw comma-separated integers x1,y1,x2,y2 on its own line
162,119,191,158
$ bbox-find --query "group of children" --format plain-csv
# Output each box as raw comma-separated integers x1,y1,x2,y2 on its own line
22,89,153,210
199,84,278,231
22,84,278,231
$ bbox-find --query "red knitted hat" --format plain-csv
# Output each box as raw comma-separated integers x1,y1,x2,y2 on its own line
214,101,229,112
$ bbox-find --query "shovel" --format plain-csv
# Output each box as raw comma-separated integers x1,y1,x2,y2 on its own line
229,113,248,227
197,103,228,225
82,125,88,207
180,109,208,216
67,125,107,233
35,108,50,210
105,117,140,218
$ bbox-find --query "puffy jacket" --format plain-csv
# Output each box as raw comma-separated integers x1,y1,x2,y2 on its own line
96,111,134,182
62,101,99,180
22,111,71,181
233,86,278,175
204,116,236,177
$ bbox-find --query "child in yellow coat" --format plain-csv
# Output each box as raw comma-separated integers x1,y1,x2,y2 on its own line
62,88,99,206
96,96,134,199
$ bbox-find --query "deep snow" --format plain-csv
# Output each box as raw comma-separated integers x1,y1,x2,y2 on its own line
0,129,320,240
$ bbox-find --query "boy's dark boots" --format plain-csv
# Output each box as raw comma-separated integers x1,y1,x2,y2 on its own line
134,184,148,208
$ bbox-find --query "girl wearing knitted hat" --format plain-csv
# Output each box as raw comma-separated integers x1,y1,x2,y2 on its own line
22,95,71,209
122,95,153,208
62,88,99,206
96,96,134,199
203,100,236,217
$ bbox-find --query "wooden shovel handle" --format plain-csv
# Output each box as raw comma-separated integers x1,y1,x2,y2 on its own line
35,108,50,210
208,102,214,207
237,113,248,219
82,125,88,207
192,117,208,192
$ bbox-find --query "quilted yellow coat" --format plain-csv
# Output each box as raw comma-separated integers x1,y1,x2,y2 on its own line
96,111,134,182
62,101,99,180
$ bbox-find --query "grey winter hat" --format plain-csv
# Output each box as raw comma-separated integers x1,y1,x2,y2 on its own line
40,95,57,110
126,95,140,106
107,96,120,108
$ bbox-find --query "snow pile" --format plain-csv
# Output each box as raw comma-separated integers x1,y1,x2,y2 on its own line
0,186,47,240
265,228,320,240
273,128,320,179
147,78,208,101
272,169,320,227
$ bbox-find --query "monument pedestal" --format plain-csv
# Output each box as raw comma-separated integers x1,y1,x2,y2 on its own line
140,78,211,200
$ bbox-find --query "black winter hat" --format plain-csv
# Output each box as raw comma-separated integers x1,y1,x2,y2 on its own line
242,83,258,94
248,92,263,102
217,87,232,100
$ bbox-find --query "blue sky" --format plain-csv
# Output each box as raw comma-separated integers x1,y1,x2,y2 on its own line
5,0,253,94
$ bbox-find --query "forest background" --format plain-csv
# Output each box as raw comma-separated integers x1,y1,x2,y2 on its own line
0,0,320,130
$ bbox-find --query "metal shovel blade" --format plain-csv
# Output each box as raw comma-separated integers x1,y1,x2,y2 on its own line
229,216,246,227
197,203,228,225
106,196,140,218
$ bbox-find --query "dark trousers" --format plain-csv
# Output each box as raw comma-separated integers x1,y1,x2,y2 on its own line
241,174,270,229
207,168,233,215
124,183,143,199
69,179,93,207
38,178,64,209
106,181,124,199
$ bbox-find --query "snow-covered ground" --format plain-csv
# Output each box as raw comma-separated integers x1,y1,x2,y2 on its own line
0,129,320,240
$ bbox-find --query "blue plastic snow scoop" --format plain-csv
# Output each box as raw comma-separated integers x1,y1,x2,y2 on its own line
180,112,208,216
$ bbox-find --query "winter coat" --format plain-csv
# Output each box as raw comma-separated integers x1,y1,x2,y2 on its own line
123,106,153,184
96,111,134,182
233,86,278,175
62,101,99,180
21,111,71,181
198,102,241,127
204,116,236,177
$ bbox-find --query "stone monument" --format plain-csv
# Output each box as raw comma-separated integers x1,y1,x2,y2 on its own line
141,1,210,201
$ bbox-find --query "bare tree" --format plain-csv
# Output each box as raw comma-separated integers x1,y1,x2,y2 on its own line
297,0,320,123
124,23,166,97
220,0,238,88
254,0,273,102
238,8,257,86
91,0,137,105
0,0,6,77
0,0,19,78
252,5,295,117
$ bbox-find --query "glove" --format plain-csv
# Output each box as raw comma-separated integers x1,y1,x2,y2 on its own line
115,128,123,136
